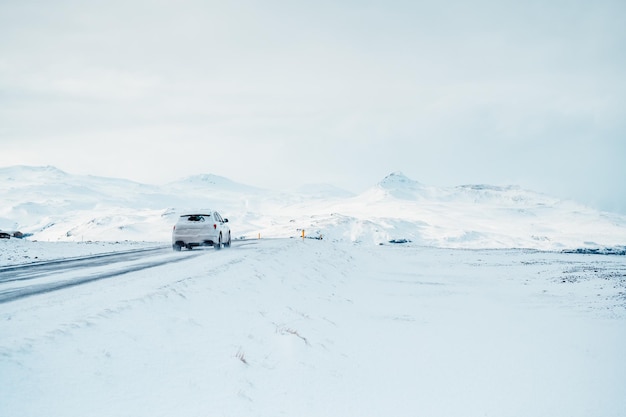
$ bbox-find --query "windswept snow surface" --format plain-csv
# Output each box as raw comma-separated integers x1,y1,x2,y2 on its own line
1,239,625,417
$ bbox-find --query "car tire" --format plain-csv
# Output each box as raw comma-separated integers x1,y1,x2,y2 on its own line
173,243,181,251
215,233,222,250
224,232,231,248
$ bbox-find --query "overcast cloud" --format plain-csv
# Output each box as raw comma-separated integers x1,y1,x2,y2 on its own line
1,0,625,213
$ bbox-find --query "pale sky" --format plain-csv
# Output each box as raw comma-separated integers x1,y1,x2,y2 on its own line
1,0,625,213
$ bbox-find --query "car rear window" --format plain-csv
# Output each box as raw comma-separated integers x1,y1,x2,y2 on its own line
183,214,211,222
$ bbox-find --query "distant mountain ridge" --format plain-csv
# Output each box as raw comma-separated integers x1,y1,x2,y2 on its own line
1,165,625,250
167,173,264,194
378,171,423,188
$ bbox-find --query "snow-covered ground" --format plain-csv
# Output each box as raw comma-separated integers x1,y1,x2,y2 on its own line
1,238,625,417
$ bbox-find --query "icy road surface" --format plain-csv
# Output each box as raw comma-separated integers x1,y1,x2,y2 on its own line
1,239,625,417
0,246,179,303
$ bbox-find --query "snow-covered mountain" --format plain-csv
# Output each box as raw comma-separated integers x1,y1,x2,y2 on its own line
1,165,624,250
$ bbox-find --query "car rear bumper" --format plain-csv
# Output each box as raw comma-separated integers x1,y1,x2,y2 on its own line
172,231,219,245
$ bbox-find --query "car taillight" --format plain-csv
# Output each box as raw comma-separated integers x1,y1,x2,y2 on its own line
213,224,217,229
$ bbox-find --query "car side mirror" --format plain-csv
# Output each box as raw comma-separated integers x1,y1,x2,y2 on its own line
224,218,229,223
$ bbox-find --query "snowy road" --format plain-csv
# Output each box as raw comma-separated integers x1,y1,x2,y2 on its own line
0,246,183,303
0,243,256,303
1,239,625,417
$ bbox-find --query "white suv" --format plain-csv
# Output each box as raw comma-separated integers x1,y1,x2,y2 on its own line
172,211,231,251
